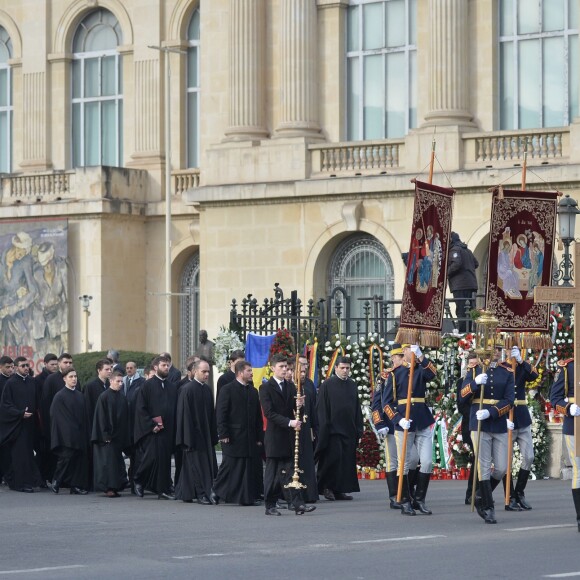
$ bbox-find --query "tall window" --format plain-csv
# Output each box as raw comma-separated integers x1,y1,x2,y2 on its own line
187,9,200,168
180,253,200,368
72,9,123,167
328,234,394,334
346,0,417,140
500,0,578,129
0,27,12,174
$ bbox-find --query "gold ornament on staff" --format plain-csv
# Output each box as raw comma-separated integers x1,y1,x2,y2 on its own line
285,353,307,490
470,310,500,512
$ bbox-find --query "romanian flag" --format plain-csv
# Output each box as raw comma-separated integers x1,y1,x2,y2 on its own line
245,332,276,388
302,340,320,389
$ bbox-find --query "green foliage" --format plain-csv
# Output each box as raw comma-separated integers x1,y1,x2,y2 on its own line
71,350,158,387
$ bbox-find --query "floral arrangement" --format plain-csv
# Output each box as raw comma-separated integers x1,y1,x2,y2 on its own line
213,327,245,373
547,310,574,373
268,328,295,359
356,428,382,469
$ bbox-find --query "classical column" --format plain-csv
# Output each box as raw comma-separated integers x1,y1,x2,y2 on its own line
275,0,321,136
224,0,268,140
423,0,474,126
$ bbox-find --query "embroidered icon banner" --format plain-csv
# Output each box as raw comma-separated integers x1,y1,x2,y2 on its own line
485,189,558,332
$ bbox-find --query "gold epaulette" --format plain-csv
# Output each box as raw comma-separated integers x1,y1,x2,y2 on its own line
558,358,574,367
499,361,514,372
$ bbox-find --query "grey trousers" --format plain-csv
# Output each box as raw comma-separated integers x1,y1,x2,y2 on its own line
384,433,419,472
564,435,580,489
471,430,508,481
512,425,534,471
395,427,433,475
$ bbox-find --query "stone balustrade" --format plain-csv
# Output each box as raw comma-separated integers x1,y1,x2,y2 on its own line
173,169,200,195
2,171,72,203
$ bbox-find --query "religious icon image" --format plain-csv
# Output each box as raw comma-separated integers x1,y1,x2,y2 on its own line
416,224,436,294
406,227,423,286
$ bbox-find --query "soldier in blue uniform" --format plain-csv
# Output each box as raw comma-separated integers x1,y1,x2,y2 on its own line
383,344,437,516
550,358,580,532
459,346,514,524
503,345,539,511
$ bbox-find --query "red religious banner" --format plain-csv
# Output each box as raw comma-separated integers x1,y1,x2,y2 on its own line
485,188,558,332
397,180,455,348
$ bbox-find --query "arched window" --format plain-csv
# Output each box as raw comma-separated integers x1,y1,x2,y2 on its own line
72,9,123,167
0,26,12,173
180,253,200,367
328,234,394,335
187,9,200,168
346,0,417,140
500,0,578,129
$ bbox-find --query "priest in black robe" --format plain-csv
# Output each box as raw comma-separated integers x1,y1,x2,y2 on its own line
49,367,89,494
316,357,363,500
216,349,245,402
175,359,218,504
213,360,264,506
133,355,177,499
0,355,14,484
91,371,130,497
40,353,74,481
84,359,113,431
0,357,42,492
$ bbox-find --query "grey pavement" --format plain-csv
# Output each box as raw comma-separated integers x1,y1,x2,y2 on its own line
0,478,578,580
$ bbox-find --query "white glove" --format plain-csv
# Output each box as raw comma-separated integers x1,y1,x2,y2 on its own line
476,409,490,421
475,373,488,385
377,427,389,436
411,345,422,358
399,418,412,430
511,346,522,363
507,419,515,430
570,404,580,417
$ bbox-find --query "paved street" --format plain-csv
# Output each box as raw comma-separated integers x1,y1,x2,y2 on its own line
0,478,578,580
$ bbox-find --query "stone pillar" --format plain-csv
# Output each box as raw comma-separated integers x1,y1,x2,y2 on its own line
275,0,321,136
224,0,268,140
423,0,474,127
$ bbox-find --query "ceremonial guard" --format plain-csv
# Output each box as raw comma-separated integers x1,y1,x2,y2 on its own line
382,344,437,515
504,345,538,511
459,348,514,524
550,358,580,532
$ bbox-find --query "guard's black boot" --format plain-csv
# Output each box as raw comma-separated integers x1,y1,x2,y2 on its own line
465,468,474,505
412,472,433,515
480,480,497,524
386,471,402,509
503,474,522,511
572,488,580,532
399,474,416,516
407,466,420,503
474,479,485,519
514,469,532,510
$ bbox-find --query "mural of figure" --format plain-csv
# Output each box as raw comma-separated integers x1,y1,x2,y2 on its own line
431,232,442,288
0,232,37,347
417,225,434,293
31,242,68,355
406,228,423,286
513,234,532,270
528,242,544,296
498,240,522,299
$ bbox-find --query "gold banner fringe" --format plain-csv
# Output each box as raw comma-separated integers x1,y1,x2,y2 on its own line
395,328,442,349
503,332,552,350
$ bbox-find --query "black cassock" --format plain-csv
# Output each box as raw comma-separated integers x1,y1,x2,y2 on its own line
91,388,130,492
133,376,177,495
213,380,264,505
0,374,42,490
50,387,89,489
316,375,363,494
39,371,66,480
297,380,318,502
175,379,218,501
84,378,109,431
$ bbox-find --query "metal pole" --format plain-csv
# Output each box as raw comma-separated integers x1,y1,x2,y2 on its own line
85,309,89,353
164,48,172,353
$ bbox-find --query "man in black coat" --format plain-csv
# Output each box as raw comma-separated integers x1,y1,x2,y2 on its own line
216,349,245,401
133,355,178,499
213,360,264,506
0,355,14,484
316,356,364,502
175,359,218,504
0,357,42,492
259,354,314,516
91,371,130,497
123,361,145,490
447,231,479,333
84,359,113,431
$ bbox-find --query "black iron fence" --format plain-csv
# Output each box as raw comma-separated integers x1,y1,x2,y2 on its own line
229,283,485,347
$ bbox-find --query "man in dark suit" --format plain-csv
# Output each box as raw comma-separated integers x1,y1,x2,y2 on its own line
123,361,145,491
216,349,245,401
259,353,315,516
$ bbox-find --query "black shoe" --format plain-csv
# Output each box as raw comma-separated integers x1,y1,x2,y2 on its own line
295,504,316,514
323,488,335,501
197,495,212,505
334,493,353,501
49,480,59,494
505,497,522,511
412,472,433,515
465,495,472,505
514,469,532,510
158,492,175,500
209,490,219,505
134,482,144,498
265,507,281,516
479,480,496,524
399,474,416,515
182,499,193,503
400,501,416,516
70,487,88,495
275,501,289,510
484,508,497,524
390,497,403,509
17,486,34,493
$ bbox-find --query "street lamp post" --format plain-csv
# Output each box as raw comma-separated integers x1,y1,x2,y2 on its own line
78,294,93,352
554,194,580,321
